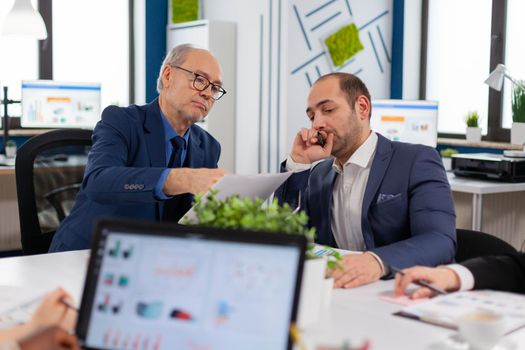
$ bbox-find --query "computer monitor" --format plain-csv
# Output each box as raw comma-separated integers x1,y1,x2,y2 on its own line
370,99,439,147
21,80,101,129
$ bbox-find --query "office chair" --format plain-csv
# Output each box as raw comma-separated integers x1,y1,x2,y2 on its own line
15,129,92,255
455,228,517,263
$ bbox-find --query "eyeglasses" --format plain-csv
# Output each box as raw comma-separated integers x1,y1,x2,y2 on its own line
172,65,227,101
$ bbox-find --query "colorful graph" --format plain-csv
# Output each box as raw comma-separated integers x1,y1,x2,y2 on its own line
102,328,162,350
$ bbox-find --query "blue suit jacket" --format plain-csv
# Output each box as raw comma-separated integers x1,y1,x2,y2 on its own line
49,99,221,252
275,134,456,273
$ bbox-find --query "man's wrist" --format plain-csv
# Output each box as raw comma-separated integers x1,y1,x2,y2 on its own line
364,251,385,277
286,155,312,172
442,264,473,291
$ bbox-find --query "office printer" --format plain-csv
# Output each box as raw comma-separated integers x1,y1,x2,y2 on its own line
452,153,525,182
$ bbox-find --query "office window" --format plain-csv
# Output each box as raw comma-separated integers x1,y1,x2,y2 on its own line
425,0,491,135
52,0,129,109
501,0,525,129
0,0,39,117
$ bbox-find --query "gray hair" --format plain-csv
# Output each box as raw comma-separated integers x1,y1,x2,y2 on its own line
156,44,194,93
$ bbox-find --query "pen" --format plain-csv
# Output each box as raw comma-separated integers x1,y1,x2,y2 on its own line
390,266,448,295
290,323,307,350
60,298,79,312
317,132,325,147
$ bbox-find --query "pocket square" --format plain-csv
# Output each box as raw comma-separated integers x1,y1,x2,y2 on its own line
377,193,401,204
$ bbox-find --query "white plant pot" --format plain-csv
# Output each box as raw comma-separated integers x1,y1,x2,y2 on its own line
297,258,327,328
5,145,16,158
442,157,452,171
511,122,525,145
466,127,482,143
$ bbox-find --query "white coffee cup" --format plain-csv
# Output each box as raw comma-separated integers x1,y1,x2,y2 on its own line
457,310,506,350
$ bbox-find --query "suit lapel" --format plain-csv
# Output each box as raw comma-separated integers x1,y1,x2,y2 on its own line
324,168,337,247
361,134,393,248
144,98,167,167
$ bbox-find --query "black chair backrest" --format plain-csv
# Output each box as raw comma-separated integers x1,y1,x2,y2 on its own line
456,228,517,263
15,129,92,255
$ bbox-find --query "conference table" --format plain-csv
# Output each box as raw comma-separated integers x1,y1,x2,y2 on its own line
0,251,524,350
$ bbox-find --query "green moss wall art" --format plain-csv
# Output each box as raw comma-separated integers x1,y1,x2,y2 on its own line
172,0,199,24
324,23,364,68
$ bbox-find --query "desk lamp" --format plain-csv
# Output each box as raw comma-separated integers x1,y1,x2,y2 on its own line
0,0,48,154
484,64,525,157
485,64,525,93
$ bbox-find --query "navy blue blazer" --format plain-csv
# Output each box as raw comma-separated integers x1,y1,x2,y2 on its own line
49,99,221,252
275,133,456,272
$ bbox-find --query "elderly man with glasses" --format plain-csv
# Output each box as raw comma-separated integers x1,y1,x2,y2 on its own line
49,44,226,252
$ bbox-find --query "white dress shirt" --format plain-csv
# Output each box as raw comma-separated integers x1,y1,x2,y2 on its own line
443,264,475,291
286,132,387,273
330,132,377,252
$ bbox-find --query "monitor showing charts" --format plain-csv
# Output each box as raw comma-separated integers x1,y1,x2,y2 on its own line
77,220,305,350
21,80,101,129
370,99,439,147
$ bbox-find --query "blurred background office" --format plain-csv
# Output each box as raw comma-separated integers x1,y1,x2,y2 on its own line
1,0,524,254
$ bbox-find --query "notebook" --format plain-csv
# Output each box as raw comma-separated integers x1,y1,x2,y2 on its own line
76,218,306,350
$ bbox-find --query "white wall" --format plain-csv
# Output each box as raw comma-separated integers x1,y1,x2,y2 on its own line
204,0,399,175
204,0,276,174
134,0,146,105
402,0,422,99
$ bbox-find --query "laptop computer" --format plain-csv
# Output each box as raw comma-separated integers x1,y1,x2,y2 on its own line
76,218,306,350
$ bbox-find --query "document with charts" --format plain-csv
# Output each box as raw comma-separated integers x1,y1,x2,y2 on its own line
395,290,525,333
0,286,47,329
179,172,293,223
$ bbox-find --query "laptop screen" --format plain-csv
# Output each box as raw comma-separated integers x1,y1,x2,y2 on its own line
77,219,306,350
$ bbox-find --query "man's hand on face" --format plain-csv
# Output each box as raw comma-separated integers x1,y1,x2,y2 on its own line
19,326,80,350
290,128,334,164
164,168,226,196
328,252,382,288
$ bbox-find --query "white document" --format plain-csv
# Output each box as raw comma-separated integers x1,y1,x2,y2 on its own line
180,172,293,223
311,243,361,257
396,290,525,333
0,286,48,329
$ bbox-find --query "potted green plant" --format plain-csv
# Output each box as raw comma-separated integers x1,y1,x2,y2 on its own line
440,148,459,171
511,82,525,145
5,140,17,158
182,189,342,327
465,111,482,143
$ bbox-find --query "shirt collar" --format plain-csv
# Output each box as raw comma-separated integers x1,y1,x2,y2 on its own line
160,110,191,146
332,131,378,173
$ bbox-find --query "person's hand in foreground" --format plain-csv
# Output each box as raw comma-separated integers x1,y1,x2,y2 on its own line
29,287,77,333
394,266,461,299
328,253,382,288
0,288,78,346
18,326,79,350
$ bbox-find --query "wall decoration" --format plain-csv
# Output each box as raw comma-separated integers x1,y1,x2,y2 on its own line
171,0,199,24
286,0,392,148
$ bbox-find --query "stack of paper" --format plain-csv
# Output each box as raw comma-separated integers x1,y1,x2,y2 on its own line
395,290,525,333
